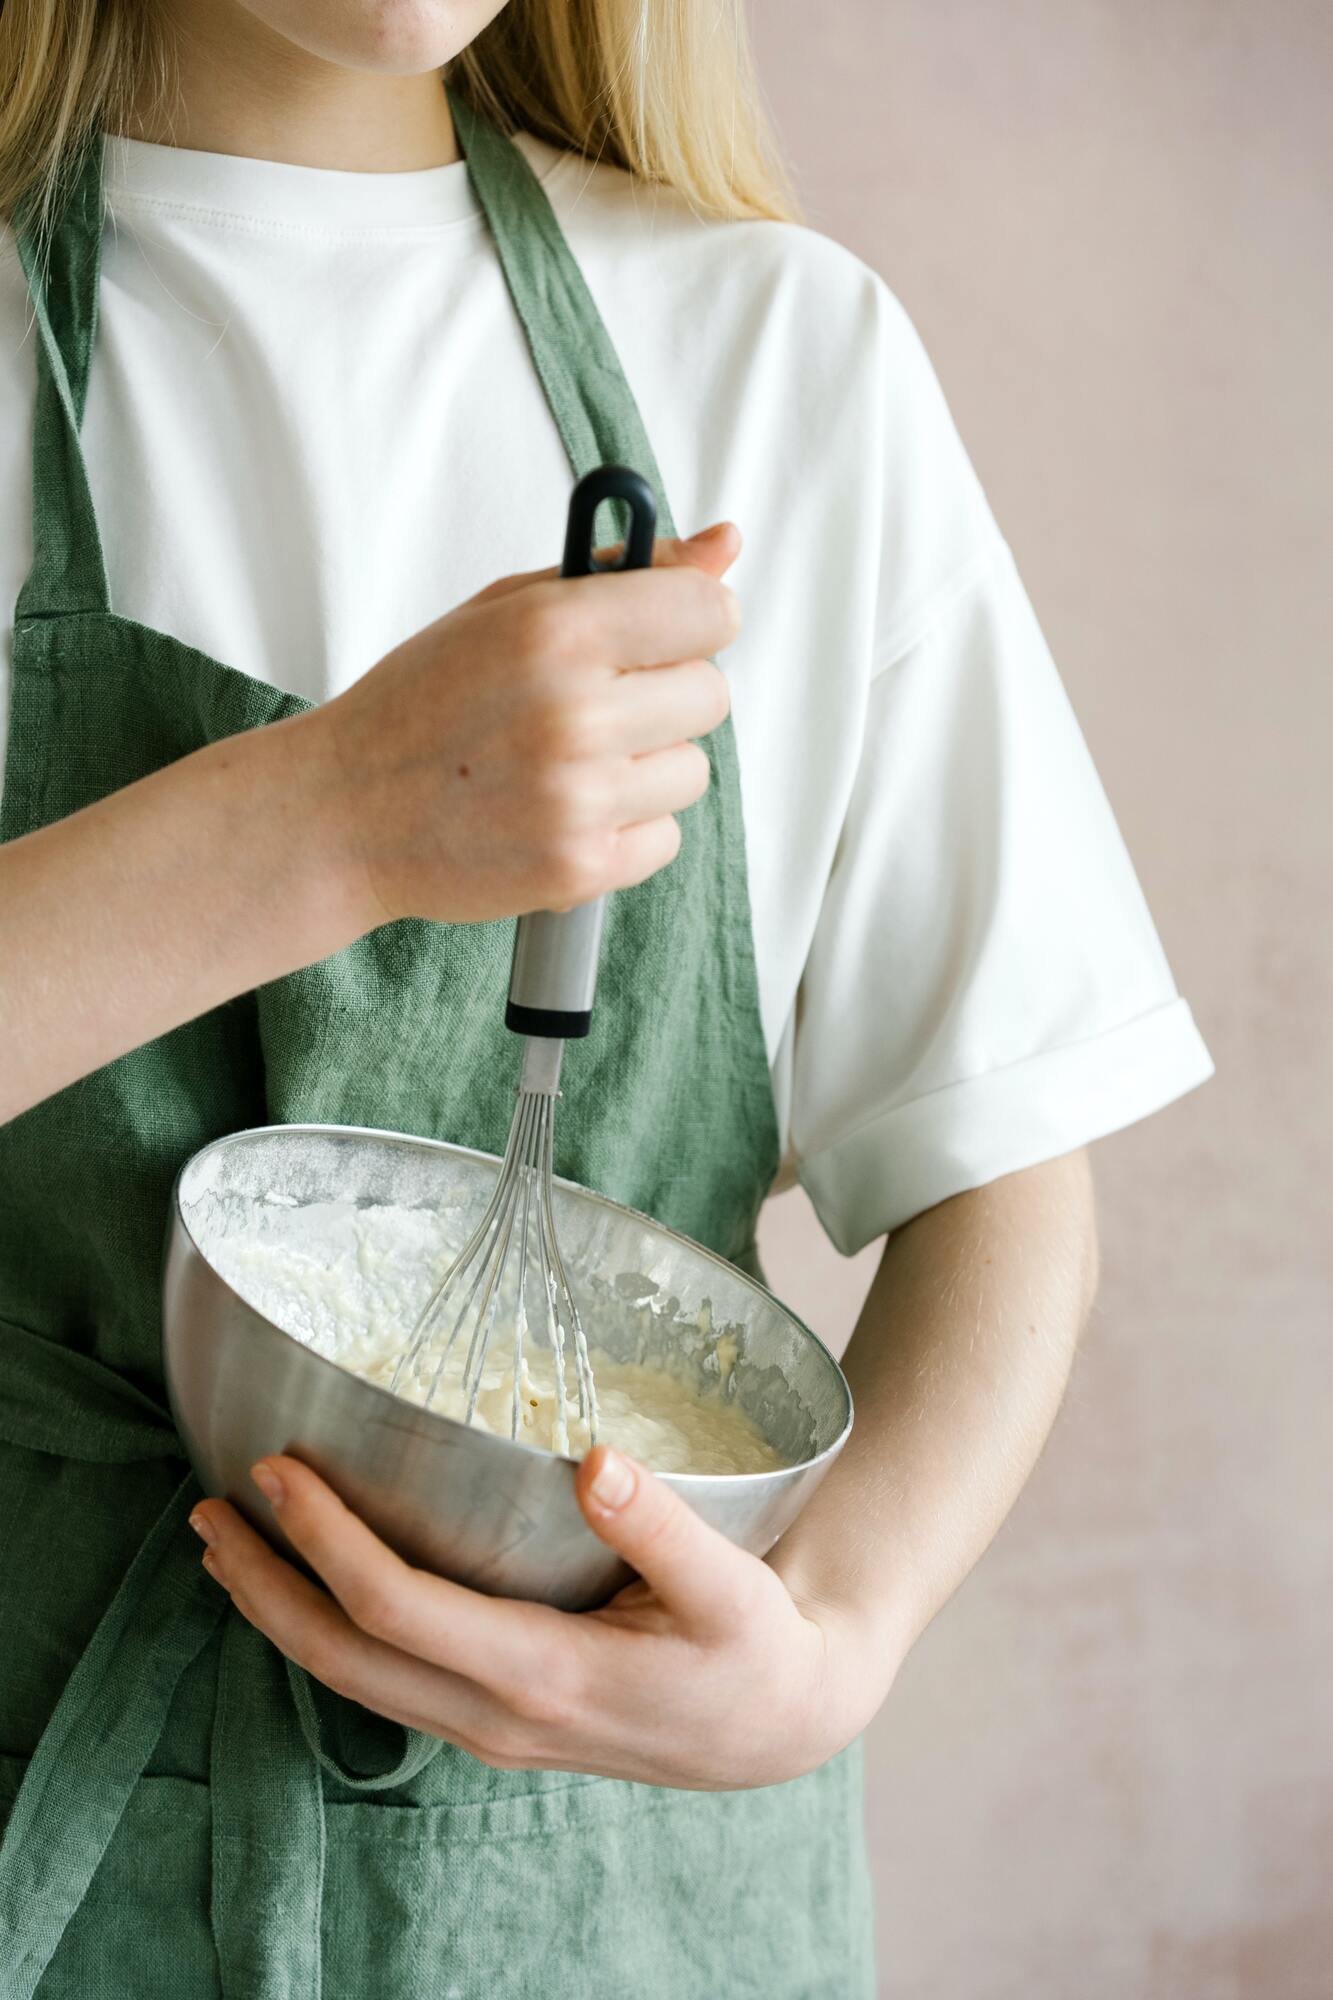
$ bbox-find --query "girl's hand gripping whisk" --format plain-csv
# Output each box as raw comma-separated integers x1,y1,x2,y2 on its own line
391,468,660,1449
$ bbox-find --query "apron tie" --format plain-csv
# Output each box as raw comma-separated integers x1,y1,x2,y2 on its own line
287,1663,446,1791
0,1317,442,1999
0,1470,224,1999
211,1614,327,2000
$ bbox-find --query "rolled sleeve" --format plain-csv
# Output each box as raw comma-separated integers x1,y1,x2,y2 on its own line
798,998,1214,1255
789,537,1215,1257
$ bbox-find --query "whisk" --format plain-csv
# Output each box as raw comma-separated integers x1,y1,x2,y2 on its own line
390,465,658,1448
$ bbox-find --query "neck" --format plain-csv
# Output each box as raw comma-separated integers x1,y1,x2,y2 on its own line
115,5,459,172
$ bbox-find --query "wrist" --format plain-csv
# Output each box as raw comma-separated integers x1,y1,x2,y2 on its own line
205,709,379,969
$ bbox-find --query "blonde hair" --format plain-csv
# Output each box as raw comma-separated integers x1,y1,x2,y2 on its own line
0,0,802,236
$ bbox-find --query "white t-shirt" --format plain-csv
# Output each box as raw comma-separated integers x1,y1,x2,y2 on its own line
0,129,1213,1255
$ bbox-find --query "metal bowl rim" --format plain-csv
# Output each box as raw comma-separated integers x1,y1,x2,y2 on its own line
168,1120,855,1483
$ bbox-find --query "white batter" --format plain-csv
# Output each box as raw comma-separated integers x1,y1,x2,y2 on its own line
355,1340,784,1475
208,1203,785,1477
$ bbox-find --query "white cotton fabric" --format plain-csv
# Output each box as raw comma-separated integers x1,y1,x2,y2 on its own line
0,128,1213,1254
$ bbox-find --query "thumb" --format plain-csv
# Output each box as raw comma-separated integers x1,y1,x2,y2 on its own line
655,520,742,578
576,1445,755,1633
588,521,741,580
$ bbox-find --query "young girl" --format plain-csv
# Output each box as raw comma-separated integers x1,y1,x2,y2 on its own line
0,3,1213,1994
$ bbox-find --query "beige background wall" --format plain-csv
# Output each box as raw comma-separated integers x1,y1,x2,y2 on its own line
748,5,1332,1995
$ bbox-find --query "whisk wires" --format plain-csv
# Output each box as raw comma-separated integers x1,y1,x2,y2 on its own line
390,1041,598,1448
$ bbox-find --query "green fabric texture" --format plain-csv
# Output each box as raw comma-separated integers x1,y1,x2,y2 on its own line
0,85,873,1998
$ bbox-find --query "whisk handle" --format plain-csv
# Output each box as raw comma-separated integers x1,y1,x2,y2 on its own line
507,466,658,1040
560,463,657,578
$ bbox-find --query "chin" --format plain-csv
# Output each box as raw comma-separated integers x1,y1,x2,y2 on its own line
245,0,506,74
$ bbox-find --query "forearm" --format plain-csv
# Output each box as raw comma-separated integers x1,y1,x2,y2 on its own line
0,712,362,1122
771,1148,1099,1658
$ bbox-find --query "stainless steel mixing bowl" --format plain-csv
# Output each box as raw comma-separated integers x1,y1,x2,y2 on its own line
163,1124,853,1611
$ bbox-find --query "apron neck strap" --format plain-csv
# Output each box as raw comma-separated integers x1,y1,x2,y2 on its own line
445,85,680,541
13,134,112,623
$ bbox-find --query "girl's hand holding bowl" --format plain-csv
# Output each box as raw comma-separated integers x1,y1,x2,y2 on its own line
188,1443,897,1791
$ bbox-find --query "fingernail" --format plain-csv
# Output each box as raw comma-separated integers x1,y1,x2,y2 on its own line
251,1462,285,1507
188,1510,215,1547
589,1448,636,1511
202,1549,229,1589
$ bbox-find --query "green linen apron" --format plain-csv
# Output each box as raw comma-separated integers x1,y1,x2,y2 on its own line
0,88,874,1999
